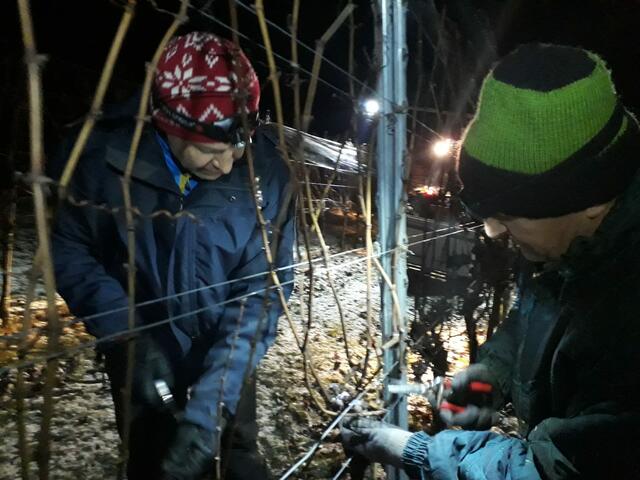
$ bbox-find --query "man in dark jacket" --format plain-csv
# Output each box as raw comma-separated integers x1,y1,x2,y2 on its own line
51,32,294,479
341,44,640,479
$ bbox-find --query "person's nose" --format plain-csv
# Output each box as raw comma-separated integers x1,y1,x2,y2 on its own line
483,217,508,238
219,156,234,175
212,154,233,175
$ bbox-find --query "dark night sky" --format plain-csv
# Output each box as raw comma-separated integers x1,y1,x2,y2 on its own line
483,0,640,110
3,0,640,151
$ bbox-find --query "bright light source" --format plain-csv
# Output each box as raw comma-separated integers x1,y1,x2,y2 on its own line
363,98,380,117
414,185,440,197
431,138,454,158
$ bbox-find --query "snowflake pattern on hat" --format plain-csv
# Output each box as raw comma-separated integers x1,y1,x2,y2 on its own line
199,104,225,122
160,66,208,99
184,32,208,51
205,50,219,69
152,32,260,143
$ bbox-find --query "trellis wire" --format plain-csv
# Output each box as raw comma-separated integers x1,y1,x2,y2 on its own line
0,224,477,377
0,217,470,311
3,217,474,478
278,361,399,480
329,395,405,480
7,1,482,477
186,2,440,142
231,0,441,139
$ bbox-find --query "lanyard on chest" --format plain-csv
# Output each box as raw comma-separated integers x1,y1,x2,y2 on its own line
155,131,199,196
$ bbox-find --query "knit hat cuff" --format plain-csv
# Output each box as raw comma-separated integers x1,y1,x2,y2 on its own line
153,112,225,144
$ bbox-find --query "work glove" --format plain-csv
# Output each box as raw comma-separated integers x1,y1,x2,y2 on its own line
340,418,413,468
432,363,502,430
162,421,219,480
131,335,175,410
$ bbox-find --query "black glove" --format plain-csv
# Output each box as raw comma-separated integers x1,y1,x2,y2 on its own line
162,421,218,480
348,453,370,480
437,364,502,430
340,418,413,468
131,335,175,410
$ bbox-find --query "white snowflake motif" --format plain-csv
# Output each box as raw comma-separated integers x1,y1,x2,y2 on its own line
205,50,219,69
164,42,179,61
176,104,191,117
184,32,208,52
160,65,208,98
181,53,193,68
199,104,225,122
159,103,190,127
203,76,232,93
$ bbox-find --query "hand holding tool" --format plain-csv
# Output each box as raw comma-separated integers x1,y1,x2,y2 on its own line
388,364,500,430
133,335,175,410
162,421,220,480
340,418,413,468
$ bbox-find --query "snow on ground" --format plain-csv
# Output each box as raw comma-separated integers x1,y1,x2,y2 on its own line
0,211,478,479
0,211,390,479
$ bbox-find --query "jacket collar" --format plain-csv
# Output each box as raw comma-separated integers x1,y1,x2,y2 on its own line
105,125,180,195
104,123,280,196
559,171,640,279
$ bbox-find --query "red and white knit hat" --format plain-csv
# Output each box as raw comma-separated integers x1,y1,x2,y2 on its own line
151,32,260,144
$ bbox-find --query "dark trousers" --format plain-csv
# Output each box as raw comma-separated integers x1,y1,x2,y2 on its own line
104,348,270,480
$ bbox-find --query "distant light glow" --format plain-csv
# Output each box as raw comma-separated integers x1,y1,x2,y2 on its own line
363,98,380,117
431,138,454,158
414,185,440,197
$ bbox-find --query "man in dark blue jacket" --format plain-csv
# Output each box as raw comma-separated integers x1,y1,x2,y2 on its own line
341,44,640,479
51,32,294,479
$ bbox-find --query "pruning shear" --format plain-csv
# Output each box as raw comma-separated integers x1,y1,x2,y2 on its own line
387,376,494,413
154,379,184,421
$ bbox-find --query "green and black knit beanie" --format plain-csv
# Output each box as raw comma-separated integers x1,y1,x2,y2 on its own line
458,43,640,219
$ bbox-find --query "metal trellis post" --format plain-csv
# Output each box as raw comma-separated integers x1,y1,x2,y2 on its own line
377,0,409,479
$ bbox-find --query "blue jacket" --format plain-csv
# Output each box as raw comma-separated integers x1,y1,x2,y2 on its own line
401,174,640,479
51,119,294,432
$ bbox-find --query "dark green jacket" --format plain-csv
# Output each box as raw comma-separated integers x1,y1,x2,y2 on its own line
402,176,640,479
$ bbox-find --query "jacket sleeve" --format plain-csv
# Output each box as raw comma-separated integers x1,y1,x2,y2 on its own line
401,430,540,480
401,402,640,480
51,145,131,340
404,318,640,480
184,180,295,432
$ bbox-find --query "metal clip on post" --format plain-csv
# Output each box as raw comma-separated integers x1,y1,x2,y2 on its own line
387,376,451,408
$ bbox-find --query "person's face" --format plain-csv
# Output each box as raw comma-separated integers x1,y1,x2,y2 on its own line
166,135,245,180
483,215,577,262
483,203,613,262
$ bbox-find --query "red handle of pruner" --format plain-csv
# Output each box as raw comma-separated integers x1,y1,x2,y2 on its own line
469,381,493,394
439,400,466,414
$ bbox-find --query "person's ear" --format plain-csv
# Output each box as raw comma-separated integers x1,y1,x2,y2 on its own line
166,134,186,163
232,145,246,160
483,217,508,238
584,202,612,220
